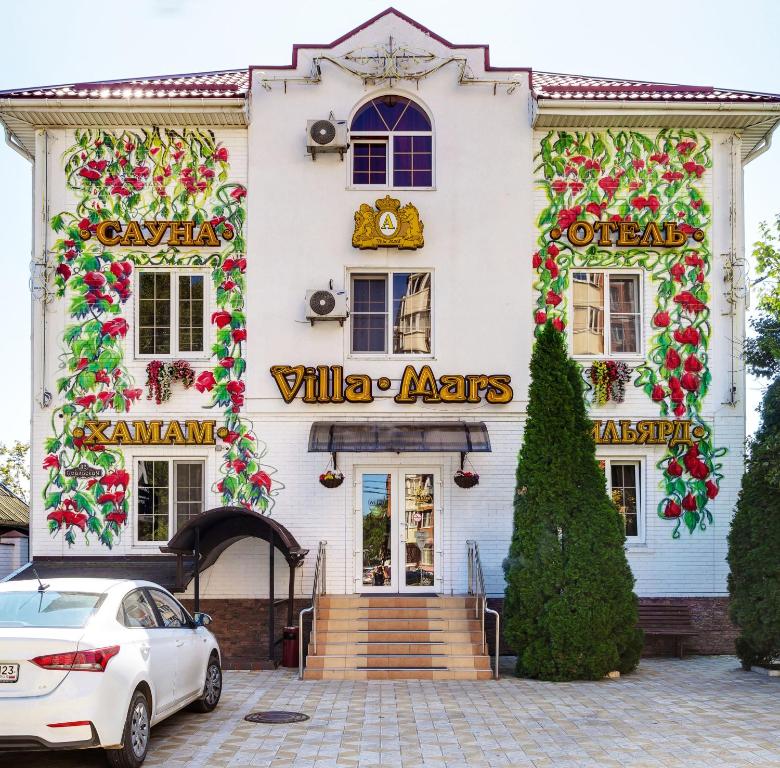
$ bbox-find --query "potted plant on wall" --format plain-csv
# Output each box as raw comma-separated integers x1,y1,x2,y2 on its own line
319,456,344,488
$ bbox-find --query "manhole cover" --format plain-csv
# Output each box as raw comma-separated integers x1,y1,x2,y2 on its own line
244,711,310,724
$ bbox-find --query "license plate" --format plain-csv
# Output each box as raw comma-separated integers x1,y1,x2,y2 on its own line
0,664,19,683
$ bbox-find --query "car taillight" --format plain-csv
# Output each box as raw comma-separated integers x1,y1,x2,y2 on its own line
31,646,120,672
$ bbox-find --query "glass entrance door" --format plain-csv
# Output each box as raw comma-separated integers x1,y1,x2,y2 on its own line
357,469,439,593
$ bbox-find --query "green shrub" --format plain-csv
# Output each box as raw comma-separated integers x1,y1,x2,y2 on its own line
503,322,643,680
728,377,780,669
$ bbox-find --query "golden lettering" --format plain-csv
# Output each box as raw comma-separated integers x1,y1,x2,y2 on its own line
184,420,215,445
330,365,345,404
439,374,466,402
594,221,617,246
167,221,193,246
345,374,373,403
639,221,665,247
83,420,111,445
132,421,162,444
395,365,440,403
664,222,687,247
162,421,186,445
193,221,220,247
567,221,594,247
95,221,121,246
270,365,305,404
486,375,513,404
617,221,641,247
109,421,132,444
302,367,318,404
144,221,169,247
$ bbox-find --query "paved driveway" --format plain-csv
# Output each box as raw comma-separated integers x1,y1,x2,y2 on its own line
5,657,779,767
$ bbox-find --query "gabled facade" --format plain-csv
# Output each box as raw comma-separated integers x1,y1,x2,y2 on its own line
2,8,779,666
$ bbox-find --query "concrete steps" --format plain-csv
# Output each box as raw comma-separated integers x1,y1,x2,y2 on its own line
302,594,492,681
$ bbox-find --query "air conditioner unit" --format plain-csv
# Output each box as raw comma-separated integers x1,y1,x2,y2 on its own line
306,119,348,160
305,289,349,326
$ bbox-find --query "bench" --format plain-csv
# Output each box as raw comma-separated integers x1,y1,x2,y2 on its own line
638,604,697,658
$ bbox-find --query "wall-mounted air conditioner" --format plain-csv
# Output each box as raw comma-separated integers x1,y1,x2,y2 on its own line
306,119,348,160
305,289,349,326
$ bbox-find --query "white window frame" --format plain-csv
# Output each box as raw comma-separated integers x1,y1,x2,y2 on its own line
348,269,434,359
349,131,435,191
133,457,206,547
135,268,210,360
570,269,643,359
600,456,645,544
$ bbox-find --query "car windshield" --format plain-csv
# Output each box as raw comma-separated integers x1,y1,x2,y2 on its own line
0,591,104,628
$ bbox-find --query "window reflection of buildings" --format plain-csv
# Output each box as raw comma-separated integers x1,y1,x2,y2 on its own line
404,474,434,570
394,272,431,353
572,271,604,355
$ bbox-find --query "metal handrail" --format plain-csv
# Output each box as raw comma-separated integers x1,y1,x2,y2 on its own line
466,540,500,680
299,541,326,680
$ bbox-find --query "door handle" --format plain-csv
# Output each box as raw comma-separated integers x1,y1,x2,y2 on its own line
176,640,185,647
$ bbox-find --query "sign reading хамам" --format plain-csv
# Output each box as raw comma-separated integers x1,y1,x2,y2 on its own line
75,420,221,446
270,365,513,404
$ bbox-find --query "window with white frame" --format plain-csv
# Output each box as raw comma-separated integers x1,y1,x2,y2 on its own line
572,271,641,356
136,459,205,543
601,459,642,539
350,95,433,189
351,272,432,355
137,271,206,356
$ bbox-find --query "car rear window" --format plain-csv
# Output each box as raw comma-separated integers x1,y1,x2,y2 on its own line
0,591,104,628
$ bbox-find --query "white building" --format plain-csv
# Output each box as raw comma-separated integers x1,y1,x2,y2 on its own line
2,9,778,674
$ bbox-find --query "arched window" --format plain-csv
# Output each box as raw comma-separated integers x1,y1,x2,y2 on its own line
350,95,433,188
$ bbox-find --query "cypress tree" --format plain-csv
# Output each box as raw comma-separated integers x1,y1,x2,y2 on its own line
727,377,780,669
503,322,643,680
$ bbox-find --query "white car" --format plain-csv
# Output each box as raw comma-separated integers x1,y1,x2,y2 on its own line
0,577,222,767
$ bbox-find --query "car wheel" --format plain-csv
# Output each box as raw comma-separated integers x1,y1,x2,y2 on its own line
105,689,150,768
190,655,222,713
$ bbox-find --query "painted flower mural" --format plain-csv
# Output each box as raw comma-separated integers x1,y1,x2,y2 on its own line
534,129,725,537
44,128,276,548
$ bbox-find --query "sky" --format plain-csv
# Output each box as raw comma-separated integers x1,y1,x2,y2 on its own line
0,0,778,448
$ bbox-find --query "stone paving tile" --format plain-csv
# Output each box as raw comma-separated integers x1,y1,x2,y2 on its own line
2,657,780,767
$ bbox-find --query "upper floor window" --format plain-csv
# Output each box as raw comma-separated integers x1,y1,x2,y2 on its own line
350,96,433,189
351,271,432,355
572,271,641,356
137,270,206,357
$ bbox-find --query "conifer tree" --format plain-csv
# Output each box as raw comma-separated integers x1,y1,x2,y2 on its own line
727,377,780,669
503,322,643,680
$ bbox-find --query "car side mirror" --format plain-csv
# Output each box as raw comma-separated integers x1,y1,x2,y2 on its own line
193,612,212,627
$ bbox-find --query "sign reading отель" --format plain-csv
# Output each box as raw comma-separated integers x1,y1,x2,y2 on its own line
550,220,705,248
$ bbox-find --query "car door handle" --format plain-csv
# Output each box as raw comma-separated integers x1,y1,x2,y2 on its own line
139,644,150,660
176,640,185,647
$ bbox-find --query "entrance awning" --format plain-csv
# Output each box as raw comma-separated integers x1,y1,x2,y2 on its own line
308,421,491,453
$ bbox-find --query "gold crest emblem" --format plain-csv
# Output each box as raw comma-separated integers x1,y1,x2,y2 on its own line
352,196,424,250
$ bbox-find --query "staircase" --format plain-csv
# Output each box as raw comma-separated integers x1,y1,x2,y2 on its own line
302,594,493,680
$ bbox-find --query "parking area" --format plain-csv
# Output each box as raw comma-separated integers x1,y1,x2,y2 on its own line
5,656,780,768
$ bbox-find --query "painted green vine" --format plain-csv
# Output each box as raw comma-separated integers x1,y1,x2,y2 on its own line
534,129,725,537
44,127,275,548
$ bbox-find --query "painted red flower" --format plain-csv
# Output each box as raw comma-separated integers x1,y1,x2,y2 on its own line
106,512,127,526
557,206,582,228
682,493,698,511
649,152,669,165
56,264,71,281
632,159,645,170
552,317,565,332
676,140,697,155
211,310,232,328
673,326,700,346
214,147,229,162
226,380,245,395
231,459,247,473
570,155,586,165
250,471,272,492
101,318,129,338
546,291,562,307
651,384,666,402
230,186,247,200
705,480,719,499
682,161,705,178
222,430,240,444
220,357,235,369
598,176,619,198
534,310,547,325
673,403,686,418
664,500,681,518
232,328,247,343
84,271,106,288
551,179,567,195
667,459,683,477
680,372,700,392
673,291,707,313
547,243,560,257
43,454,60,470
532,252,542,269
653,311,671,327
684,355,703,373
544,257,559,279
585,202,603,217
79,168,101,181
75,394,96,408
665,348,681,370
670,263,685,282
194,371,216,393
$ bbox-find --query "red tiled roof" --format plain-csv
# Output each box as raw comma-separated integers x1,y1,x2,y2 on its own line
0,69,249,99
1,66,777,105
532,71,780,103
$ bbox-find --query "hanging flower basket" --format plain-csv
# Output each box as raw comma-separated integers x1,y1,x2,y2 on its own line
145,360,195,404
588,360,632,405
319,470,344,489
454,470,479,489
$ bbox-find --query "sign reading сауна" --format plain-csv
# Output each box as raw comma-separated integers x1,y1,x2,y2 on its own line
79,220,232,247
